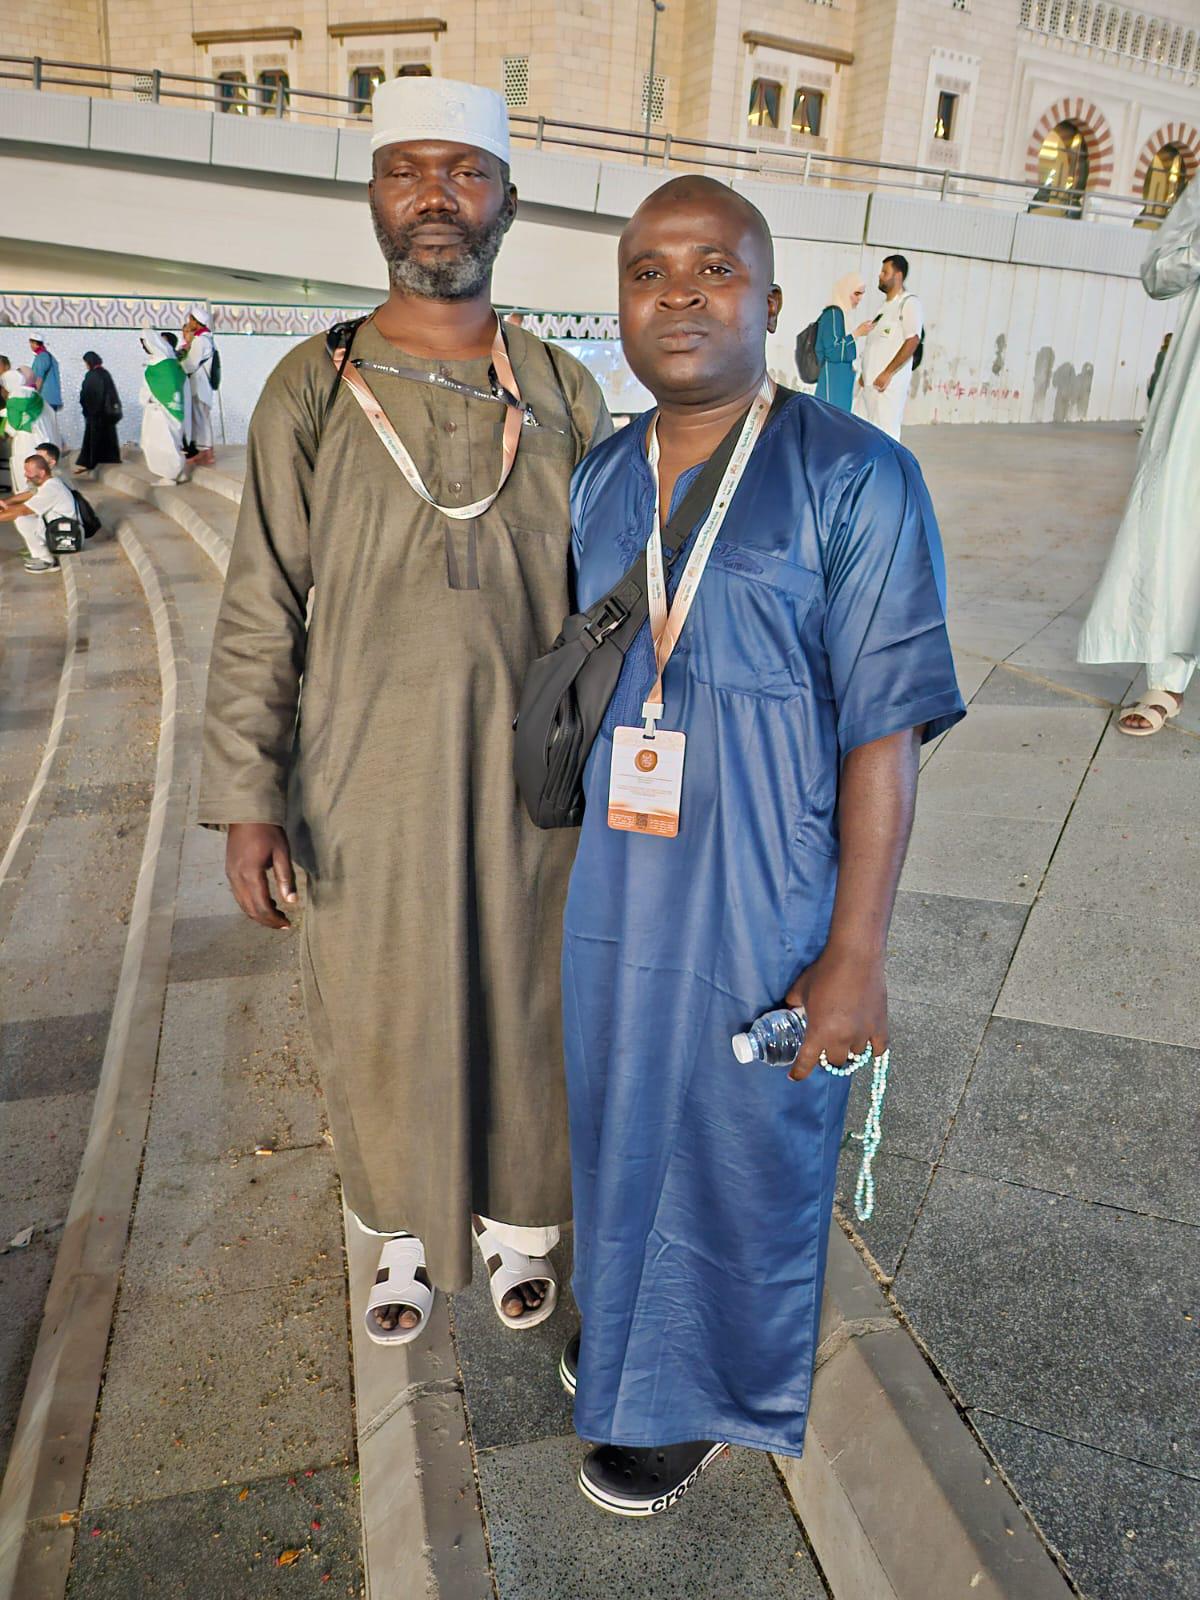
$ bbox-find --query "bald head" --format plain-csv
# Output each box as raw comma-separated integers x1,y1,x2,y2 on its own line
617,174,782,407
628,176,775,280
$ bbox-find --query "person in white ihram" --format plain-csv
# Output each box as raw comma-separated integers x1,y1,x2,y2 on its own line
1078,177,1200,735
0,449,76,572
180,308,217,468
138,327,192,485
853,253,923,441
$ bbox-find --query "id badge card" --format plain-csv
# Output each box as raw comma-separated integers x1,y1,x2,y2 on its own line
607,726,686,838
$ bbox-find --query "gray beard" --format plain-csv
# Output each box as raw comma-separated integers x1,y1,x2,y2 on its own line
371,200,514,301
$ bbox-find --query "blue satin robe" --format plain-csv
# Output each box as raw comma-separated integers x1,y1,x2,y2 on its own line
563,394,964,1457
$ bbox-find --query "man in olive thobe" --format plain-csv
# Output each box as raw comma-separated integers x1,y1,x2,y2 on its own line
199,77,610,1337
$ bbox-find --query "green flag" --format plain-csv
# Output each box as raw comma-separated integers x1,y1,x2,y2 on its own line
4,391,44,433
144,358,186,424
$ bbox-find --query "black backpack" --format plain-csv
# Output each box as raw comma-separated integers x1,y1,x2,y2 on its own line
71,489,102,540
899,294,926,372
794,319,821,385
207,346,222,392
103,371,123,423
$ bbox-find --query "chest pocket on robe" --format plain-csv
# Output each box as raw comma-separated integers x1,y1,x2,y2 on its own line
685,546,821,700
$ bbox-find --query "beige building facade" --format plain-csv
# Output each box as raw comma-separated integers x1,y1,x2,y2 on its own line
8,0,1199,206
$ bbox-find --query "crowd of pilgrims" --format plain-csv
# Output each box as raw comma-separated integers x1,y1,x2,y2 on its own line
0,312,219,502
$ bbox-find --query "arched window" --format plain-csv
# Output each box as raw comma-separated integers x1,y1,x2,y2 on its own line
257,68,289,114
1033,120,1090,215
1142,144,1189,220
792,87,823,137
217,71,249,115
350,65,386,115
747,77,782,130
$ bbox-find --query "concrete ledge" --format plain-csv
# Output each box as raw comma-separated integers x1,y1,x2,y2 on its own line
189,461,243,507
777,1226,1076,1600
342,1203,491,1598
0,560,83,941
866,192,1016,263
97,464,232,577
0,517,192,1600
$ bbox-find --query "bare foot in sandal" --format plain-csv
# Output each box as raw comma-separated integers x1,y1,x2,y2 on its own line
357,1226,434,1345
501,1279,550,1319
1118,690,1182,735
472,1217,559,1327
371,1290,422,1334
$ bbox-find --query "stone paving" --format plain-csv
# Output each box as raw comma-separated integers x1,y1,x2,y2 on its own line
838,423,1200,1600
0,423,1196,1599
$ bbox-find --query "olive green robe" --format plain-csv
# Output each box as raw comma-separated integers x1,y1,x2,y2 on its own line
199,318,612,1290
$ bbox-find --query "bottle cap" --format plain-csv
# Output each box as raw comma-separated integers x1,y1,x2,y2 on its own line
731,1032,754,1064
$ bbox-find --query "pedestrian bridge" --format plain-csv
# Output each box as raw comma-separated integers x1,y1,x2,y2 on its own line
0,82,1180,426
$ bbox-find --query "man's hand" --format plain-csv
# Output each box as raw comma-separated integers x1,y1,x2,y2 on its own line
225,822,298,930
873,373,891,393
784,945,888,1082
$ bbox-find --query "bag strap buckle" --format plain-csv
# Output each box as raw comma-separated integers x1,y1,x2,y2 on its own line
583,595,629,647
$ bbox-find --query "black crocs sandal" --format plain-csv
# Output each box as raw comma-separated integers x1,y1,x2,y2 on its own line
578,1439,729,1517
559,1332,580,1397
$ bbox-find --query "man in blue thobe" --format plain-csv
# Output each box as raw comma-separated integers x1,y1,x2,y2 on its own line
29,336,64,449
559,177,964,1516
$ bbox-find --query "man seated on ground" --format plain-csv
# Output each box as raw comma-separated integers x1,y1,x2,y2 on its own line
0,451,77,572
0,441,60,510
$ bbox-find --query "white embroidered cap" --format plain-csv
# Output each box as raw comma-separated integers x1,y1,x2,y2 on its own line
370,76,511,164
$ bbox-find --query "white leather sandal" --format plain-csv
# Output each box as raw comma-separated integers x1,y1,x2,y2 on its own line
363,1234,434,1346
1117,690,1181,737
472,1219,559,1330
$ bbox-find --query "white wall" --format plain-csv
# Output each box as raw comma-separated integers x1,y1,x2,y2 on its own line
769,240,1178,426
0,325,309,455
0,326,653,453
3,87,1183,435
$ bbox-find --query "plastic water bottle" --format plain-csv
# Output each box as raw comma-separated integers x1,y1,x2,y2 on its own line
732,1007,807,1067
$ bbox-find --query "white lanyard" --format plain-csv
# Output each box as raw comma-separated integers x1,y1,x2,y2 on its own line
330,315,523,522
642,376,775,733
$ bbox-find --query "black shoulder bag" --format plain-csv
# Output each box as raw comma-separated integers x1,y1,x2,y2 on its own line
514,385,793,829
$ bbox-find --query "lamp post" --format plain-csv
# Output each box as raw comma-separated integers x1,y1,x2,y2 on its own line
643,0,666,166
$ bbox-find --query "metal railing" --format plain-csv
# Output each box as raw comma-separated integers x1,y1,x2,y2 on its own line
0,53,1172,227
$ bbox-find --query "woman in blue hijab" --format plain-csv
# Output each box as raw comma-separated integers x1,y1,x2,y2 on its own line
559,177,964,1517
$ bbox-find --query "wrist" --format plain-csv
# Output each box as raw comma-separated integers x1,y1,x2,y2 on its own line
821,932,886,967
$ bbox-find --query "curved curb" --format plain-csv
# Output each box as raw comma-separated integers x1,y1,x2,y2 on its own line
0,517,192,1600
96,464,231,578
189,462,243,507
775,1225,1078,1600
0,559,84,938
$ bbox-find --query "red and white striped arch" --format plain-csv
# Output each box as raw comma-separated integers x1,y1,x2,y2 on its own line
1024,97,1114,191
1132,122,1200,194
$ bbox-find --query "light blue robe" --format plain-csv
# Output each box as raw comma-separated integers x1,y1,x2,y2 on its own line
563,394,964,1457
1078,181,1200,669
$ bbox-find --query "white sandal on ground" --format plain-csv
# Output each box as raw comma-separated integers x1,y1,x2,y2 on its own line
1117,689,1181,737
363,1234,434,1346
472,1219,559,1331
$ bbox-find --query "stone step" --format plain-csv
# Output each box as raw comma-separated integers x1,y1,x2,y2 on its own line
95,464,234,577
0,498,189,1594
190,458,243,507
